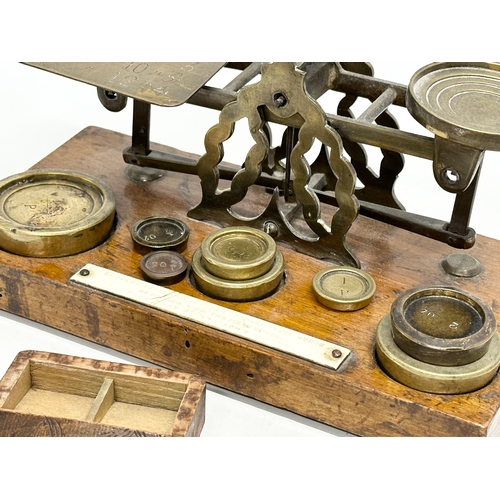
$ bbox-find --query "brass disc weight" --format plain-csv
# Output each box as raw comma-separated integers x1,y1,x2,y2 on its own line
200,226,277,281
312,266,376,312
131,216,190,252
376,314,500,394
191,247,285,302
390,286,496,367
0,169,116,257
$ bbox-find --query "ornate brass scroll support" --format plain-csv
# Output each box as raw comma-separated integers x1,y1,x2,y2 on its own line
187,63,361,267
27,62,500,258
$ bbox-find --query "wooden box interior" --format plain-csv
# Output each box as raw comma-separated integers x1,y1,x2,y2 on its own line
0,351,206,437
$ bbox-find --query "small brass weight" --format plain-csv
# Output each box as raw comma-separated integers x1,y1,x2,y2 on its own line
191,226,285,302
376,286,500,394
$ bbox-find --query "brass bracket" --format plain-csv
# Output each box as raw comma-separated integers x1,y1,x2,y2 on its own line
187,62,360,267
26,62,500,265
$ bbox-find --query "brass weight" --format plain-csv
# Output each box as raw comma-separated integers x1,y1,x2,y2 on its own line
130,216,190,253
139,251,188,284
312,266,376,312
191,248,285,302
391,287,496,366
191,226,284,302
0,169,115,257
376,286,500,394
376,315,500,395
200,226,277,280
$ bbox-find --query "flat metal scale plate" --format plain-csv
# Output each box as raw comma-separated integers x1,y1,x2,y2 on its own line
407,62,500,150
25,62,226,106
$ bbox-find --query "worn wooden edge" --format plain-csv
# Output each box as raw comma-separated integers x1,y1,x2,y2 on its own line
172,380,206,437
0,350,33,409
0,409,167,437
1,268,495,437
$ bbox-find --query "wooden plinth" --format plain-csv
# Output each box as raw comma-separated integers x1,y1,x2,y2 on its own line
1,126,500,437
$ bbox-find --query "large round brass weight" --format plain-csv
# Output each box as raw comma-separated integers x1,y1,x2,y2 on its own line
376,286,500,394
0,169,115,257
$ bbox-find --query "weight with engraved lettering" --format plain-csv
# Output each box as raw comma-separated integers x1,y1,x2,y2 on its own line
0,169,115,257
191,248,285,302
140,250,188,285
312,266,376,312
191,226,284,302
376,286,500,394
200,226,277,280
391,287,495,366
130,216,190,253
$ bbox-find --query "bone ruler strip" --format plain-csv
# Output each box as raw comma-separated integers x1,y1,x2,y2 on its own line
71,264,350,370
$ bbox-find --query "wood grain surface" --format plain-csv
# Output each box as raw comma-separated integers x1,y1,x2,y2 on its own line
1,126,500,436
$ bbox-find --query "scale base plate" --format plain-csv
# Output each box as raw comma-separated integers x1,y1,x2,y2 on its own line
2,126,500,436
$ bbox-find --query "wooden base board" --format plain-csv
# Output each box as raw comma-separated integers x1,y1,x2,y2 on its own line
2,126,500,436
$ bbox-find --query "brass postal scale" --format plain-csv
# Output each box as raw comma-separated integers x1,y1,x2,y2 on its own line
1,62,500,436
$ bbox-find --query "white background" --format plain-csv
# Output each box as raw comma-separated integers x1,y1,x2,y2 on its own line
1,58,499,495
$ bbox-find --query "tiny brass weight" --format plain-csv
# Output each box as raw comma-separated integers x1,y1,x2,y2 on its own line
376,286,500,394
130,216,190,253
139,250,188,285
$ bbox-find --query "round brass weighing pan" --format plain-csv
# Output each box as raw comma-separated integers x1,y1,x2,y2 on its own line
0,169,116,257
407,62,500,151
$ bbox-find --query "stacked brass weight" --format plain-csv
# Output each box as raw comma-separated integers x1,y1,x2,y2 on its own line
375,286,500,394
191,226,285,301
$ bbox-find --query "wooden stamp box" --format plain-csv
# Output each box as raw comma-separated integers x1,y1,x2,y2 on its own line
0,350,206,437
